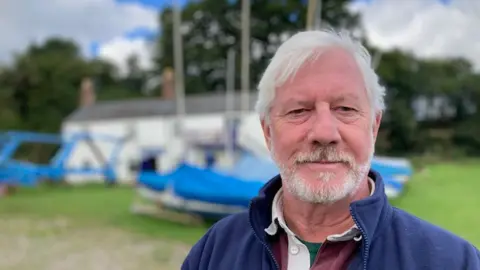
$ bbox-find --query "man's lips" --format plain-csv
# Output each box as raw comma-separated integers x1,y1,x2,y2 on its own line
297,160,345,164
298,160,346,170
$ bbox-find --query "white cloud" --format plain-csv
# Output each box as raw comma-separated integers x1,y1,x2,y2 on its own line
351,0,480,69
97,37,155,75
0,0,157,65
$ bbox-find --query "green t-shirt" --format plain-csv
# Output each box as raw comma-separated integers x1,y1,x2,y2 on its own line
297,238,322,266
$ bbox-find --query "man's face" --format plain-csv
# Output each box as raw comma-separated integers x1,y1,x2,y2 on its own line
261,48,382,204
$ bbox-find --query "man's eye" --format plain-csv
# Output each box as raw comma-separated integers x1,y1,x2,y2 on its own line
336,106,356,112
289,109,308,115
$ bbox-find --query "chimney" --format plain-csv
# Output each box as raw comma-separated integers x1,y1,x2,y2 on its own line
79,77,96,107
161,67,175,99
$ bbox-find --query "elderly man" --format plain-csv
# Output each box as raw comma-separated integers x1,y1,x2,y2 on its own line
181,30,480,270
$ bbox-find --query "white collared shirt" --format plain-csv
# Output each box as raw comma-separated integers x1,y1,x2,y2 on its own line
264,178,376,270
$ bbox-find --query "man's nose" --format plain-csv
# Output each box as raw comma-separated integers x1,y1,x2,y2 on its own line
307,107,341,146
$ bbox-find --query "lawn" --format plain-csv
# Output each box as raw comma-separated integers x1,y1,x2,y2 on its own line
0,184,210,270
391,160,480,246
0,161,479,269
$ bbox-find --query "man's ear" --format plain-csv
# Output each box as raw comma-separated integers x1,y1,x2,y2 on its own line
372,111,382,143
261,117,272,152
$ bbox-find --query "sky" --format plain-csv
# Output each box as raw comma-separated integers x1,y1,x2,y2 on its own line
0,0,479,75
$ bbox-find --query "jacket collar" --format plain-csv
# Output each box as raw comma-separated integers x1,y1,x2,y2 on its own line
248,169,393,246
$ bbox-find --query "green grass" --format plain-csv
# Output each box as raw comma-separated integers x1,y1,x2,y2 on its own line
0,159,479,250
390,161,480,246
0,184,209,245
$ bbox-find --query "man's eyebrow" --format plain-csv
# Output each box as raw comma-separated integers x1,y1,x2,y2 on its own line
333,93,360,103
278,93,360,110
282,98,313,107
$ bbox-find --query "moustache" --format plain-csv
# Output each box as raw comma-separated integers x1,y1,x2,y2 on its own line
294,147,355,167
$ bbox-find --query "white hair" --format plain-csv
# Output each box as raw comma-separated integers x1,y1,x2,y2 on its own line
255,29,386,121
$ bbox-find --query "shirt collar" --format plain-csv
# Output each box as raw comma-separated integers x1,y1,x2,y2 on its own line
265,177,376,241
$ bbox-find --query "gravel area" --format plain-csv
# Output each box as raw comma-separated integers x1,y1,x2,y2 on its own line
0,217,191,270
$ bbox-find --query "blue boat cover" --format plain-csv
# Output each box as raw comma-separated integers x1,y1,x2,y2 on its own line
170,163,265,207
382,175,404,190
136,156,414,210
221,154,279,182
137,163,265,207
137,171,170,191
371,159,413,177
219,154,413,182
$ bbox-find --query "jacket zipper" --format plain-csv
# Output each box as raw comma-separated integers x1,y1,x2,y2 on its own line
249,201,280,270
350,206,369,270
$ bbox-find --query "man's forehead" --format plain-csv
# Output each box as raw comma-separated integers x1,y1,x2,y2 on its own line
275,48,363,95
288,47,359,82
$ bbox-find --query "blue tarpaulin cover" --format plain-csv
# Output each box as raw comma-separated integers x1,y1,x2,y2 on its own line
136,155,414,211
170,164,264,207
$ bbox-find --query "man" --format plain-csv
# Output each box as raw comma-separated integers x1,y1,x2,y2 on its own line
181,29,480,270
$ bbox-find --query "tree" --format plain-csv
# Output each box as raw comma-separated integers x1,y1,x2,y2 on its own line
123,53,147,93
373,46,480,156
155,0,361,94
0,85,22,130
0,38,154,162
0,38,151,134
374,49,420,154
0,39,88,133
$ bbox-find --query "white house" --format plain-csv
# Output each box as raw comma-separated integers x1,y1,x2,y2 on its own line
61,92,268,185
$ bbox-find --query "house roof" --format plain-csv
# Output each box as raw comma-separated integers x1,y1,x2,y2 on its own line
65,92,259,123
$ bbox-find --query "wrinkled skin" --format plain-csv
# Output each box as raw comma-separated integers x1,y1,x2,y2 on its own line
261,47,382,204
